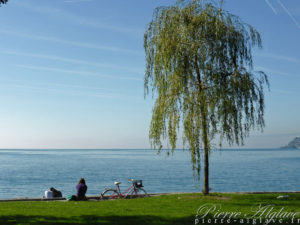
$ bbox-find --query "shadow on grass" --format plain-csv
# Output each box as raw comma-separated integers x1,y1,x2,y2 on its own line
0,215,297,225
0,215,194,225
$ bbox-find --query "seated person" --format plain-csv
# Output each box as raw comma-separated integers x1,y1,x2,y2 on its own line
50,187,62,198
76,178,88,200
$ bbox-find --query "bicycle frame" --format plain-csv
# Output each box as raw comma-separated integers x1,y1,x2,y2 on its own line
111,183,138,199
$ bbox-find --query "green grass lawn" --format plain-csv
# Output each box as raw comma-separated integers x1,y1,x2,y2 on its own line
0,193,299,225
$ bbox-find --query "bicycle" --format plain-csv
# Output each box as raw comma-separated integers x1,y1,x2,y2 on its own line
100,179,148,200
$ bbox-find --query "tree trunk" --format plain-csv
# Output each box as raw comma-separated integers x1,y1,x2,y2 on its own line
195,59,210,195
203,143,209,195
201,103,209,195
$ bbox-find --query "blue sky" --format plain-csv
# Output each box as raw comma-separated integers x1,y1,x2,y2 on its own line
0,0,299,149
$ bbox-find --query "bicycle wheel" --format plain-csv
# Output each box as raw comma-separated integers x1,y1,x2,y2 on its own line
100,189,119,200
130,188,148,198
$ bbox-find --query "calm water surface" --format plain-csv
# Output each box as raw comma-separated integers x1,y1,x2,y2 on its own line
0,149,299,199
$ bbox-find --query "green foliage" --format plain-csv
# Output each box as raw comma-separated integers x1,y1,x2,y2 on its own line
0,0,8,5
144,0,269,175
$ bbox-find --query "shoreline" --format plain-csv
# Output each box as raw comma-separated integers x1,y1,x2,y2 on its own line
1,191,299,202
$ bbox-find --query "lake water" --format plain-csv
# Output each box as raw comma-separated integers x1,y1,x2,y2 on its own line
0,149,299,199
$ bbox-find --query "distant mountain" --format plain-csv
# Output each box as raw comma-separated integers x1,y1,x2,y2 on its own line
281,137,300,149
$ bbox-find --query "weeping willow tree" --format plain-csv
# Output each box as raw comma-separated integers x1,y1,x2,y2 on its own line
0,0,8,5
144,0,269,195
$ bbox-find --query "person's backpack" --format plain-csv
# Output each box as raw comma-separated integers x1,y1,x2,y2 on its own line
44,190,53,198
